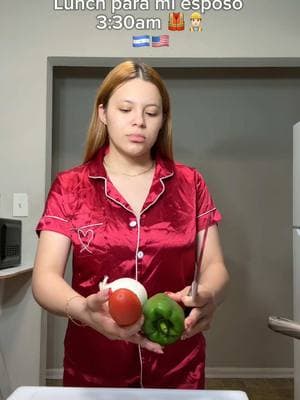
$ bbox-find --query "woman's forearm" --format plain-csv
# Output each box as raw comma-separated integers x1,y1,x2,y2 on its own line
198,261,229,306
32,231,88,322
32,270,86,321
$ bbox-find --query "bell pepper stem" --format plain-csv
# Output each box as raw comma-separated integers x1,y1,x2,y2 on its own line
159,320,169,335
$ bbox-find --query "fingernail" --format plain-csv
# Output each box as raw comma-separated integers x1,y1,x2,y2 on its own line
100,288,111,298
164,291,172,295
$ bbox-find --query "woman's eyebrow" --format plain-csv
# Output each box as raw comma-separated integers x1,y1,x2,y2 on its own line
121,99,160,108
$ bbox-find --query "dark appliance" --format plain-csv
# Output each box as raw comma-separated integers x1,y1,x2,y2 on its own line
0,218,21,269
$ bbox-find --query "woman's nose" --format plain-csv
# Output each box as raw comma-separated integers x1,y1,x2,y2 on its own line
132,110,145,126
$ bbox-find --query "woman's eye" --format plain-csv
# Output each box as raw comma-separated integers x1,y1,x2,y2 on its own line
120,109,130,113
146,112,157,117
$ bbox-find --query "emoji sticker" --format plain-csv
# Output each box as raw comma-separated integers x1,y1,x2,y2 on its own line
189,11,202,32
168,12,185,31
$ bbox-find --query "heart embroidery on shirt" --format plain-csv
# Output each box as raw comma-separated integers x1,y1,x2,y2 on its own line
78,228,94,254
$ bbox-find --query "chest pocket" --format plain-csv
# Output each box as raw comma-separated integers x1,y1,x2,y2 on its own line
72,212,106,255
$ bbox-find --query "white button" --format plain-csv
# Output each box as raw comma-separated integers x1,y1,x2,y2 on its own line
129,220,137,227
137,251,144,259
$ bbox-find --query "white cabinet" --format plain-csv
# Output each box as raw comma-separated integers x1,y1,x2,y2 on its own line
0,266,43,399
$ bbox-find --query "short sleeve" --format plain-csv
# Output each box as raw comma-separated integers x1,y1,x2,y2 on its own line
195,171,222,232
36,174,73,238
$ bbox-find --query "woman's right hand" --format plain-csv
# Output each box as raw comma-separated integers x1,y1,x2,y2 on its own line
33,231,163,353
84,289,164,354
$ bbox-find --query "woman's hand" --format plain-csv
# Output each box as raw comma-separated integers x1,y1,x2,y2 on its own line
84,289,164,354
166,285,216,339
164,225,228,340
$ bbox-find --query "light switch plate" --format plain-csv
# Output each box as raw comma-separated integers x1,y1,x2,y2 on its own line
13,193,28,217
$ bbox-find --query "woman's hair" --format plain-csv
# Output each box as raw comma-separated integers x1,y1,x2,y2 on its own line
83,60,173,162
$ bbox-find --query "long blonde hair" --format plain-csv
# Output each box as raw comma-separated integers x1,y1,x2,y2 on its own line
83,60,173,162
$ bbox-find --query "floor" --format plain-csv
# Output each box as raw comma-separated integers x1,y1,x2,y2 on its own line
206,379,293,400
47,378,293,399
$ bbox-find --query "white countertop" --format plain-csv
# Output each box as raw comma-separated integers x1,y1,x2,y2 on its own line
0,265,32,279
7,386,249,400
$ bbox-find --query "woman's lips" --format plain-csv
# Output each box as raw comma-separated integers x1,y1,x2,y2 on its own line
128,134,145,143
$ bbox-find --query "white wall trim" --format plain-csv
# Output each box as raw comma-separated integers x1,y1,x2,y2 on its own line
48,56,300,68
47,367,294,381
206,368,293,379
47,369,63,380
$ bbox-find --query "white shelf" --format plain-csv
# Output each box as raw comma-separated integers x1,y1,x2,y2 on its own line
0,265,33,279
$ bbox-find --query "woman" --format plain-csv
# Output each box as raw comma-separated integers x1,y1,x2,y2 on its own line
32,60,229,389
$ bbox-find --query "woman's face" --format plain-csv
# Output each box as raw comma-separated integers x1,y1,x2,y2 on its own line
98,78,163,159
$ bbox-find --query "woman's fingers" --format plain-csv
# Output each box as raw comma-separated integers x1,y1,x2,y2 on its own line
183,302,215,338
85,291,163,353
185,305,207,328
182,316,212,339
165,286,216,338
182,287,213,308
86,289,110,312
103,320,164,354
115,316,144,339
164,292,181,302
128,333,164,354
165,287,190,302
99,314,163,353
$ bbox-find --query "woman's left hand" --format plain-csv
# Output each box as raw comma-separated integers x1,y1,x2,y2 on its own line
166,285,216,339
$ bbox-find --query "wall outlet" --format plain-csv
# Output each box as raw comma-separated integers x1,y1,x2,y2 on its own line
13,193,28,217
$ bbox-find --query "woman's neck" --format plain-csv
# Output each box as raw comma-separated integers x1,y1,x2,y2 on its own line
103,147,154,177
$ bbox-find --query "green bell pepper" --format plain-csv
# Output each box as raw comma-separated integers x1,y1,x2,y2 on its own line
142,293,185,346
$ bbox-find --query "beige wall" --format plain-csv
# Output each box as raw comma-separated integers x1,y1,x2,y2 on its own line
1,0,300,386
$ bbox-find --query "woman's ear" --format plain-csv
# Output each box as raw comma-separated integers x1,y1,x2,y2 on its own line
98,104,107,125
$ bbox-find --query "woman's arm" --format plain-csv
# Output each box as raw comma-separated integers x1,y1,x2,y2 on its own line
32,230,77,314
181,224,229,337
166,224,229,338
197,224,229,306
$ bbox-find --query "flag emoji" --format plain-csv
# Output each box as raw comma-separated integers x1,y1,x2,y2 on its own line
132,35,150,47
152,35,169,47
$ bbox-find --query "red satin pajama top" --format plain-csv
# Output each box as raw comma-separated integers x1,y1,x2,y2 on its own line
36,145,222,389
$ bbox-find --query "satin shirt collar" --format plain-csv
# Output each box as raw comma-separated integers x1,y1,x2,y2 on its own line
87,145,174,180
87,145,174,215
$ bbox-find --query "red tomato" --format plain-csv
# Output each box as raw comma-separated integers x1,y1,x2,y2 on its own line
108,288,142,326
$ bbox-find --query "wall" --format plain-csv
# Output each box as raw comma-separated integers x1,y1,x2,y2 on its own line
1,0,300,386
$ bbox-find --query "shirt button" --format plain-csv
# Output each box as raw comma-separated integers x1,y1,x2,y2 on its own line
137,251,144,259
129,220,137,227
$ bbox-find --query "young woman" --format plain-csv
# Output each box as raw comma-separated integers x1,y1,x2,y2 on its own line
32,60,229,389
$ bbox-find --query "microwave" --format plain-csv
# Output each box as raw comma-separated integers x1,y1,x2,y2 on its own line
0,218,21,269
